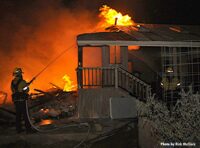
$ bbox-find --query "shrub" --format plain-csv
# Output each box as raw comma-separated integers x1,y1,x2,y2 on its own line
137,88,200,142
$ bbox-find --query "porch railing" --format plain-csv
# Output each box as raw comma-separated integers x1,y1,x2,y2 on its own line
77,66,151,100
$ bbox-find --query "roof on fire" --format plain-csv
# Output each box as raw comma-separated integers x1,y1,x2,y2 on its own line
77,24,200,47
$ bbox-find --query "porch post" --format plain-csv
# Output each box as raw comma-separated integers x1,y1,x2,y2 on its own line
78,46,83,89
120,46,128,70
115,66,118,88
102,46,110,86
173,47,177,75
102,46,110,67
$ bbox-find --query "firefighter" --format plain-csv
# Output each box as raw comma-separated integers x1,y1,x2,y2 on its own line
161,67,180,110
161,67,181,91
11,67,35,134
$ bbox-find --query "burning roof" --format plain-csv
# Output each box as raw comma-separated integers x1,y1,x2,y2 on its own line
77,5,200,47
77,24,200,47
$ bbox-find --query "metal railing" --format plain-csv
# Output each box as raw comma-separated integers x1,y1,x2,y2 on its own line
77,66,151,100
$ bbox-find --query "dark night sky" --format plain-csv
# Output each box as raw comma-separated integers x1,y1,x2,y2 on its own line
63,0,200,25
0,0,199,25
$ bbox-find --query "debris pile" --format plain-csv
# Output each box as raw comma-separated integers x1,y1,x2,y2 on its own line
29,87,78,124
0,86,78,128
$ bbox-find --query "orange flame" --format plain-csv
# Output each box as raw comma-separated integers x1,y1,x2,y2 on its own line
99,5,135,28
128,45,140,50
40,119,53,126
0,91,7,105
62,74,76,92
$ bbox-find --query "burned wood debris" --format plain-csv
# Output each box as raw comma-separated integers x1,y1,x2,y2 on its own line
0,91,15,126
0,106,15,126
0,86,78,129
29,87,78,124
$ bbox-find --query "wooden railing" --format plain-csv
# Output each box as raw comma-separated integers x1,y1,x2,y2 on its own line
117,67,151,100
77,66,151,100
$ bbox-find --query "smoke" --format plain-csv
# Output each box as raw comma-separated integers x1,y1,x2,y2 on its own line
0,0,98,103
0,0,147,104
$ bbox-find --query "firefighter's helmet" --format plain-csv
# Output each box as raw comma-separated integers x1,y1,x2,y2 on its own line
166,67,173,73
13,67,23,76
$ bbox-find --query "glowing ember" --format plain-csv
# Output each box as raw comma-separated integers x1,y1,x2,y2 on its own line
40,119,53,126
40,108,49,114
169,27,181,33
62,74,76,92
99,5,135,28
128,46,140,50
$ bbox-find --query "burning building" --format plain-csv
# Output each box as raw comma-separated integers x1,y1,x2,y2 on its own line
76,5,200,118
0,3,199,148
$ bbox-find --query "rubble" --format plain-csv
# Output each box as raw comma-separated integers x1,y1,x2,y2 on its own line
0,105,15,127
0,86,77,128
28,87,77,125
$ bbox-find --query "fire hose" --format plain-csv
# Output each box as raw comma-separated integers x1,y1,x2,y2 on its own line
25,99,90,148
23,74,90,147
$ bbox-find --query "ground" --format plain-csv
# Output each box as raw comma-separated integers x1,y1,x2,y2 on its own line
0,90,138,148
0,118,138,148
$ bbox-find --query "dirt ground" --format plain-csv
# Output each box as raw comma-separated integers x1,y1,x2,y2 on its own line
0,118,138,148
0,90,138,148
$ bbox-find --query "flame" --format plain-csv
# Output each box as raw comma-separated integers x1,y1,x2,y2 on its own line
0,91,7,105
0,2,95,104
62,74,76,92
128,46,140,50
40,119,53,126
99,5,135,28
